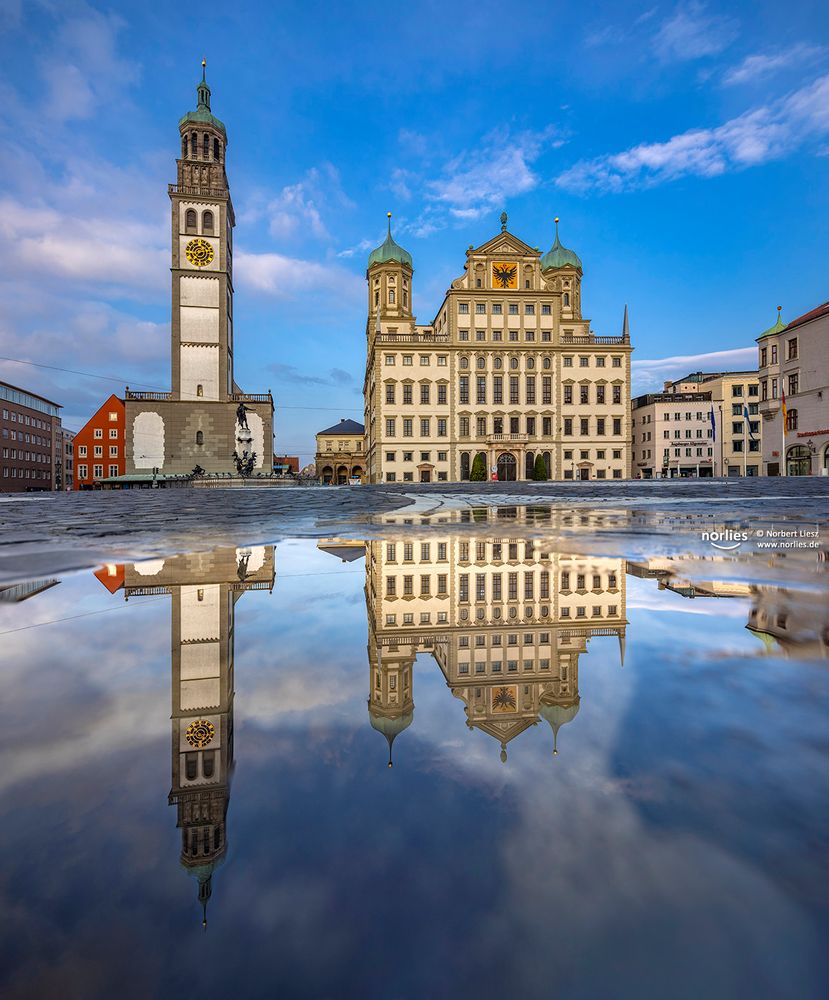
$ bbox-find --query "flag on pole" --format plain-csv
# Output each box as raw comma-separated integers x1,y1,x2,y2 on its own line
743,403,756,441
709,405,716,442
781,389,787,427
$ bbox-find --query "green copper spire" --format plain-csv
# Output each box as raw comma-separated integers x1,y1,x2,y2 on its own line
367,212,413,269
757,305,787,340
179,58,227,138
540,217,583,272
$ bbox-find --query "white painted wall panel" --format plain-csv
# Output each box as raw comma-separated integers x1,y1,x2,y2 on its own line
180,345,219,401
180,305,219,344
180,275,220,307
132,411,165,469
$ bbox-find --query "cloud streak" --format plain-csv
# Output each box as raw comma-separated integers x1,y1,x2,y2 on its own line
723,44,826,86
557,73,829,192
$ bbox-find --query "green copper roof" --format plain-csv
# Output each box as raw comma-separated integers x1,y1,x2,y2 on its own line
179,62,226,137
757,307,787,340
540,218,582,272
368,214,413,269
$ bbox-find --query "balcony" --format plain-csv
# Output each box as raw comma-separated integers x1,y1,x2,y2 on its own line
561,334,627,345
376,332,449,343
230,392,272,403
125,390,173,401
168,183,228,199
487,433,529,444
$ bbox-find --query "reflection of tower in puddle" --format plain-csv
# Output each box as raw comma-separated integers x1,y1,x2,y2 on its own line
353,533,627,763
116,546,275,925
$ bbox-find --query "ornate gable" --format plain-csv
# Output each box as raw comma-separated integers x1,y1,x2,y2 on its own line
471,229,538,258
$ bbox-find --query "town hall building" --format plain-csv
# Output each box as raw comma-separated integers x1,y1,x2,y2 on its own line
362,213,633,483
124,64,274,481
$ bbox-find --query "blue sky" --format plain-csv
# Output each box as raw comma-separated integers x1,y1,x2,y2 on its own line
0,0,827,461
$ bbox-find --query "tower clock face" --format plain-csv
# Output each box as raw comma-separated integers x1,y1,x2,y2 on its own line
185,718,216,748
492,261,517,289
185,237,215,267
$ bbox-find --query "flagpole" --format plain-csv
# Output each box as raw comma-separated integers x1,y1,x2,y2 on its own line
781,389,787,477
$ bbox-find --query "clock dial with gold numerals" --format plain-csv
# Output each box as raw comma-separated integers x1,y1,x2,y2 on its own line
491,261,517,289
185,237,215,268
185,718,215,748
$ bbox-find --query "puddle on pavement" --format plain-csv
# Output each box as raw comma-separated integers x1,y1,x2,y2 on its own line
1,506,827,998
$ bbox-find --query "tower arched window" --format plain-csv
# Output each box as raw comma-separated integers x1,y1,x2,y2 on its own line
185,209,197,232
388,289,395,304
374,291,379,306
191,132,197,157
203,133,209,159
196,430,204,445
197,384,204,397
202,210,214,234
182,136,188,158
403,290,408,307
214,138,220,161
563,292,570,307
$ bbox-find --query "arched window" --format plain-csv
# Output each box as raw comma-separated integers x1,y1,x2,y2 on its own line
563,292,570,306
213,137,220,161
203,133,209,158
527,357,535,369
388,289,396,304
460,356,469,369
185,209,197,232
476,356,485,369
403,290,409,307
493,357,503,370
510,357,519,370
543,357,551,370
196,384,204,397
191,132,197,157
181,136,188,158
202,210,214,234
374,291,379,306
202,752,215,779
460,452,470,480
185,754,198,781
196,430,204,445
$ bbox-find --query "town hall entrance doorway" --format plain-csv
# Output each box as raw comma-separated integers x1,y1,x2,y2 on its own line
497,453,516,482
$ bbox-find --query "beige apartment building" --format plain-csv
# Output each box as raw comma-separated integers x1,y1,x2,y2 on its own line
315,418,365,484
757,301,829,476
363,213,633,483
633,371,761,477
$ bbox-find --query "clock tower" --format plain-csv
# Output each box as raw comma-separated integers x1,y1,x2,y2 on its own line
172,60,234,402
124,63,274,481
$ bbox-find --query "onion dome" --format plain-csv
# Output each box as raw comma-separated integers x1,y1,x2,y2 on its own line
369,706,414,767
368,212,413,269
539,697,581,755
179,59,227,137
757,306,787,340
540,217,582,272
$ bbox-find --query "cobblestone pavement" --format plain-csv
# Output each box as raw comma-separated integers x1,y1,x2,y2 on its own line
1,478,828,583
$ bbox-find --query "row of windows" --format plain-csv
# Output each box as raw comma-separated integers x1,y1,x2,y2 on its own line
385,471,449,482
1,467,50,479
89,427,119,439
459,302,555,315
385,418,449,437
76,464,119,480
385,570,618,601
1,409,52,430
184,208,215,235
383,352,623,367
384,451,449,464
760,338,798,367
563,418,624,436
386,383,449,405
761,374,799,399
184,132,222,162
78,445,119,457
641,447,714,460
1,429,50,445
1,449,50,462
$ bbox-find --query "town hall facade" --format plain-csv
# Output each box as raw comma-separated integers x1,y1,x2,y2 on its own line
363,213,633,483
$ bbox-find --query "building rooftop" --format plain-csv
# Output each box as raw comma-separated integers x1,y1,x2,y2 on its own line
317,418,365,436
785,300,829,333
0,380,62,416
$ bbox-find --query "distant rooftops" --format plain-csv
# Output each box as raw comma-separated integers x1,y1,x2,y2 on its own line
0,380,62,417
317,418,365,436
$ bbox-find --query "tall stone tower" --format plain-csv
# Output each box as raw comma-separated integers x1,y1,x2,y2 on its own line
124,62,274,481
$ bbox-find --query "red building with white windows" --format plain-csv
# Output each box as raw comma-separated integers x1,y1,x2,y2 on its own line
73,395,126,489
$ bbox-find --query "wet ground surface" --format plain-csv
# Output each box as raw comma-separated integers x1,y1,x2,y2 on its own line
1,492,828,999
2,479,828,583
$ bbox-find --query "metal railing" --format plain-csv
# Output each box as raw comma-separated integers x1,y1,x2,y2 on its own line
124,390,173,401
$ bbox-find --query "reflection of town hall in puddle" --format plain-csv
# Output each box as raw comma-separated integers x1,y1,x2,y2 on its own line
95,546,275,924
321,523,628,765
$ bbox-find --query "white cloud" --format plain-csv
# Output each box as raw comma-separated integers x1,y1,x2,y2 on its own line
426,126,563,219
557,73,829,192
724,44,826,86
243,164,354,243
236,249,362,299
653,1,738,63
632,346,757,392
